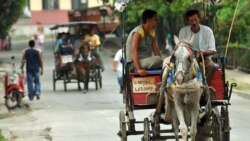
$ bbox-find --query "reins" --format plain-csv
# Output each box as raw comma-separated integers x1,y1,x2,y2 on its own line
199,52,210,112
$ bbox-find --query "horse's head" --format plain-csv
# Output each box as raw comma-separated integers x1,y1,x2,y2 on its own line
75,42,91,63
173,36,194,85
79,42,90,57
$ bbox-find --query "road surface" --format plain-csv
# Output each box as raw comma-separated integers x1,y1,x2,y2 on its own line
0,40,249,141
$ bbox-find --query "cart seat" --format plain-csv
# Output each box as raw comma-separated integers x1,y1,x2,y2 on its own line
129,68,162,76
208,65,224,100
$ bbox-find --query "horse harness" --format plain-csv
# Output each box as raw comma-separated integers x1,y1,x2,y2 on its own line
166,42,203,92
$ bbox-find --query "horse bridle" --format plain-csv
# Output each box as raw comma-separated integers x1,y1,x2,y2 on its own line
77,46,91,62
173,42,194,82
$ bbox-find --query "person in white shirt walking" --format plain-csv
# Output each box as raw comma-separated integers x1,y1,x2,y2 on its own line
112,49,124,94
34,22,45,53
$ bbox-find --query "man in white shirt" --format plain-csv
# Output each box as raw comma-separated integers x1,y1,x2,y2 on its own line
112,49,124,93
179,9,216,83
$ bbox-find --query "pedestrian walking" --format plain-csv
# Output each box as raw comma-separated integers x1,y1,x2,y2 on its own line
34,22,45,53
112,49,124,94
21,40,43,100
165,33,174,55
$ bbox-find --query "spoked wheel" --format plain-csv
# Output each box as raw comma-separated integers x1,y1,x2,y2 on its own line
212,108,223,141
5,90,21,109
53,69,56,91
63,73,67,92
142,118,151,141
221,106,230,141
119,110,127,141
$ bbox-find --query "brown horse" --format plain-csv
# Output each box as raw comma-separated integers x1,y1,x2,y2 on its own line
74,42,91,93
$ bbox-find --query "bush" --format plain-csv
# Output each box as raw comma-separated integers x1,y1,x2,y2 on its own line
0,130,5,141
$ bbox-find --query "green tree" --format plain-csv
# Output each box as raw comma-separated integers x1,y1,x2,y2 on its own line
0,0,26,38
215,0,250,47
123,0,194,49
117,0,250,48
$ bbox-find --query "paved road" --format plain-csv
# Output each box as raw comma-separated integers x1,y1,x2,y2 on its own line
0,40,250,141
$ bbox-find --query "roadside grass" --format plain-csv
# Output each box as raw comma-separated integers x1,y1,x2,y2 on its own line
227,77,250,91
0,129,5,141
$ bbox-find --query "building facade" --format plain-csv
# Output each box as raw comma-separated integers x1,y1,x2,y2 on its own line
28,0,113,24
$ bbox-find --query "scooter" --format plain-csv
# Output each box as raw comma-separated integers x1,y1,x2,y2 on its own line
3,56,25,109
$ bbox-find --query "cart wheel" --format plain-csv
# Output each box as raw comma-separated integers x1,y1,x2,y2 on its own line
95,72,99,90
63,73,67,92
212,109,223,141
119,111,127,141
221,106,230,141
98,69,102,88
142,118,151,141
53,69,56,91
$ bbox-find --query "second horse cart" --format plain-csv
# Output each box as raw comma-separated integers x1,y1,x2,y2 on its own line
50,22,102,92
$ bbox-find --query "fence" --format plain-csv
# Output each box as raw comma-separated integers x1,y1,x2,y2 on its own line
217,46,250,73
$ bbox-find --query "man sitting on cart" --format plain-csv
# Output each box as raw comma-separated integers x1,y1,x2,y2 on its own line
57,32,74,55
179,9,216,83
126,9,162,76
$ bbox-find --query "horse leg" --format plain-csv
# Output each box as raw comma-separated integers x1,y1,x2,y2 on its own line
80,74,87,93
190,107,199,141
75,65,82,91
173,94,188,141
171,107,180,141
150,111,160,137
77,75,82,91
84,75,89,91
84,66,90,92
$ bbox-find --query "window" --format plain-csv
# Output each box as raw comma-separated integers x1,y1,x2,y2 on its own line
43,0,59,10
72,0,87,10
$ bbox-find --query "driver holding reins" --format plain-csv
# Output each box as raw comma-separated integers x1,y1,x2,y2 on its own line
179,9,217,83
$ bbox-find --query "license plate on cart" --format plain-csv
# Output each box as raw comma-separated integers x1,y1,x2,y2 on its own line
61,55,73,64
131,75,160,105
132,77,158,93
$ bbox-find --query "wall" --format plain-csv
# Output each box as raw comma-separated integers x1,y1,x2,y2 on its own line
59,0,71,10
30,0,42,10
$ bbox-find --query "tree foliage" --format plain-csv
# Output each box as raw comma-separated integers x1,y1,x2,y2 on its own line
0,0,26,37
215,0,250,46
117,0,250,47
123,0,194,49
125,0,193,33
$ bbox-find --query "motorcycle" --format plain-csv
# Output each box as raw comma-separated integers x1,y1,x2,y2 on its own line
3,56,25,109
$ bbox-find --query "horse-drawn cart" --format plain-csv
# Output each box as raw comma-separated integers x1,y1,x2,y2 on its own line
118,42,237,141
116,0,237,140
50,22,102,92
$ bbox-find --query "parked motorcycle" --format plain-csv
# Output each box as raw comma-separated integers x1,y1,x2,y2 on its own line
3,56,25,109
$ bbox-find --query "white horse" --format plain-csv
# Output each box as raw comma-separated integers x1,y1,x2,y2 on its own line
162,36,203,141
